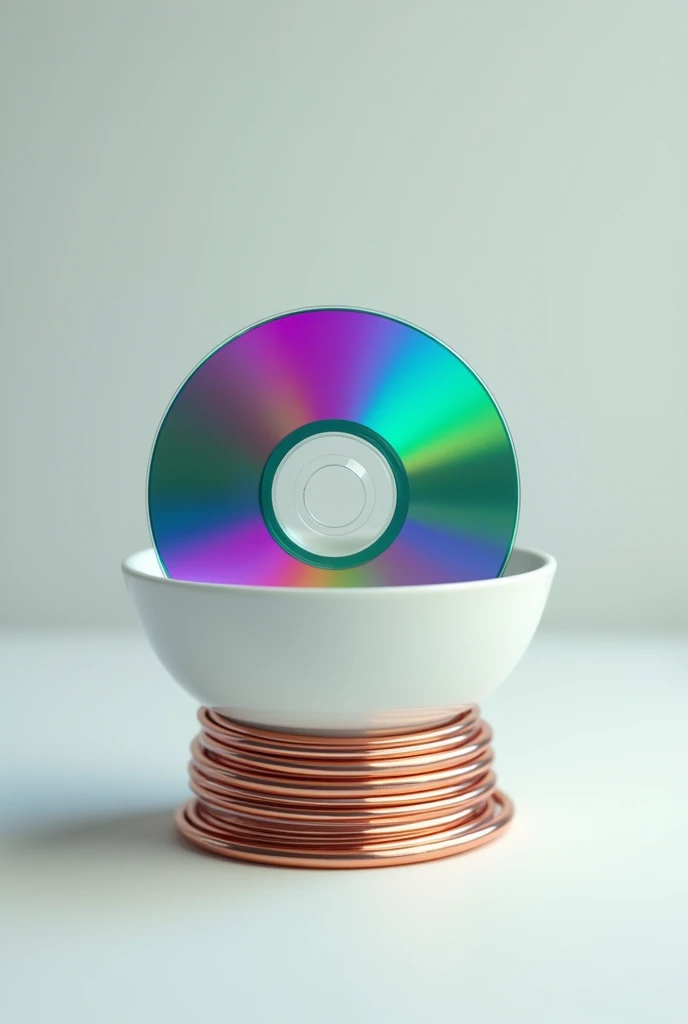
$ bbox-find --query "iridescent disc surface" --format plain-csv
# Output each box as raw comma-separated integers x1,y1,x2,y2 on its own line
147,308,519,587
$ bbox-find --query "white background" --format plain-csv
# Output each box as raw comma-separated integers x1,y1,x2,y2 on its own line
1,0,685,629
1,7,686,1021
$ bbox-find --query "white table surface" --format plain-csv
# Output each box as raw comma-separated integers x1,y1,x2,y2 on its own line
1,630,686,1024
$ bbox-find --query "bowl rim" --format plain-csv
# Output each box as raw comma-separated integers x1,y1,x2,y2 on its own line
122,545,556,597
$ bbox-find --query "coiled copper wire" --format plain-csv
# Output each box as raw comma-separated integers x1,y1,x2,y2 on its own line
175,706,513,868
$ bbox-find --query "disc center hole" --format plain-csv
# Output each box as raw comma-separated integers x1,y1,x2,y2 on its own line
303,464,366,528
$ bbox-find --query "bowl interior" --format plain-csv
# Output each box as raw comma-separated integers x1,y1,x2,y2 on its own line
502,548,547,577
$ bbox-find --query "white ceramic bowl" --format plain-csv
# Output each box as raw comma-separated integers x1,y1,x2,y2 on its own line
123,547,555,732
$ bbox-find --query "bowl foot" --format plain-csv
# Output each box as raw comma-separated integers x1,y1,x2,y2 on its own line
175,706,513,869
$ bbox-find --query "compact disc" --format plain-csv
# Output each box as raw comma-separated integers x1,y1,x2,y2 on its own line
147,307,519,586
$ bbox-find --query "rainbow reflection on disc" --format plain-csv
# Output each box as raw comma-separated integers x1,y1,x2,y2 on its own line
147,308,519,587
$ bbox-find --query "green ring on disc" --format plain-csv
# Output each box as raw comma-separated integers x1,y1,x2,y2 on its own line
259,419,410,570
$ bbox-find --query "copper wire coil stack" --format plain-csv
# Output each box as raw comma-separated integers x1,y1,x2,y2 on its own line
175,705,513,868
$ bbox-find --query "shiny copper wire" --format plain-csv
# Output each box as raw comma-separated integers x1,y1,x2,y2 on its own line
175,706,513,868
